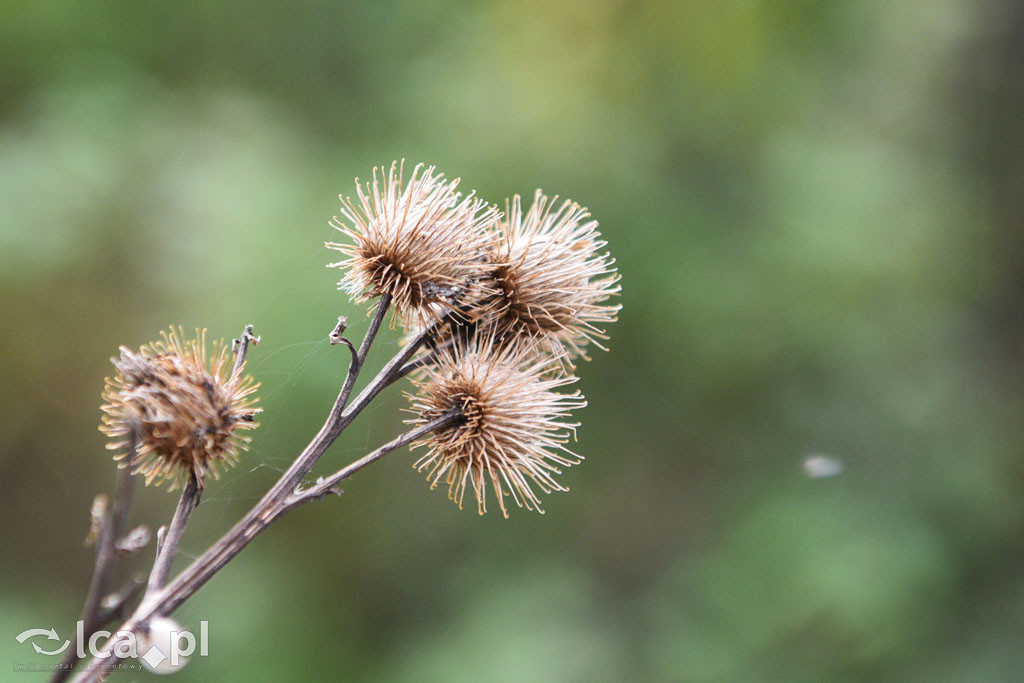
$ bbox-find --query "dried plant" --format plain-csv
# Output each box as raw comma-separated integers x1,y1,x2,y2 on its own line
407,334,586,516
326,161,498,325
99,328,261,490
400,190,622,365
60,161,619,681
480,191,622,362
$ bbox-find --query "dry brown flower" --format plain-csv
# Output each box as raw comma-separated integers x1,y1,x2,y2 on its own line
471,191,621,363
326,161,499,324
406,334,586,517
99,328,261,490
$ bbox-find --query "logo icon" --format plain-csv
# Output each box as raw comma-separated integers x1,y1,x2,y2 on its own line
13,620,208,674
15,629,71,656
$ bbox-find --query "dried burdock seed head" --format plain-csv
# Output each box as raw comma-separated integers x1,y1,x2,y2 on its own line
99,327,261,490
478,190,621,364
406,335,586,517
327,160,499,325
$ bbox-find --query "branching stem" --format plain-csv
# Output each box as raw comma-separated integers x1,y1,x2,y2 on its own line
335,293,391,412
73,304,449,682
293,409,459,502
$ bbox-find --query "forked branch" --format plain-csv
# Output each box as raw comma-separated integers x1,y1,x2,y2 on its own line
73,304,453,681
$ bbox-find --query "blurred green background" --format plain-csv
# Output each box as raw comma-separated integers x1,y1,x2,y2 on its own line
3,1,1024,680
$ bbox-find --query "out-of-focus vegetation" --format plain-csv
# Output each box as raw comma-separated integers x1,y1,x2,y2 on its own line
3,1,1024,680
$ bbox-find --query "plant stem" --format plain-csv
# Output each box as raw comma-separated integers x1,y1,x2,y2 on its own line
335,293,391,412
144,472,201,600
293,409,459,502
82,461,134,631
53,441,135,682
231,324,259,377
73,301,449,681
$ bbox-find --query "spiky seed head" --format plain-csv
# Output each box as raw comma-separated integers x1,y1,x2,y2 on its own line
326,160,499,324
99,328,261,490
406,335,586,517
476,191,621,363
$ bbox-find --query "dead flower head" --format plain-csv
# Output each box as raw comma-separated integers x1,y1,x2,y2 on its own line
477,191,621,363
327,160,499,324
406,335,586,517
99,328,261,490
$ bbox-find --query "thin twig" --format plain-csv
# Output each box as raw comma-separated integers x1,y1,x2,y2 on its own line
153,525,167,559
329,316,358,357
335,293,391,412
393,319,459,380
144,472,201,600
334,315,440,431
396,350,436,381
79,466,132,630
294,409,459,502
53,439,135,682
231,324,259,377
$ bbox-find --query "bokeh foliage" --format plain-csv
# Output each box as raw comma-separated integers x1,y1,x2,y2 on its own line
3,1,1024,680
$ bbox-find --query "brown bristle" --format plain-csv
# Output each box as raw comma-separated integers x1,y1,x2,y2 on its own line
405,334,586,517
327,160,499,325
406,190,621,367
482,191,621,364
99,327,261,490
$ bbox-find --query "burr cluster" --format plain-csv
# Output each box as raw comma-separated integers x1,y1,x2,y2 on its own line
329,161,621,515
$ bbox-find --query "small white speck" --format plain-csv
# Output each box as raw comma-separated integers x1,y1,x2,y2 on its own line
802,454,844,478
